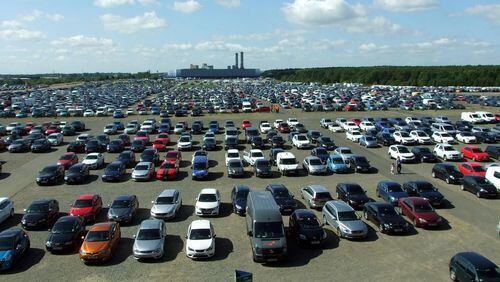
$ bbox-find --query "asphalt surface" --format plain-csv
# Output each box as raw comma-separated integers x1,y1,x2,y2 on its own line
0,106,499,282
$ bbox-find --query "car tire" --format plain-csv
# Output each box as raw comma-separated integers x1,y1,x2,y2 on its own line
323,215,327,225
450,268,457,281
444,155,448,161
336,227,342,238
376,189,380,198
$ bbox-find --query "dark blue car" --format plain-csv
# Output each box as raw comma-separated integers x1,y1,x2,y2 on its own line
376,181,408,206
192,156,209,180
101,161,126,182
231,185,251,215
0,228,30,271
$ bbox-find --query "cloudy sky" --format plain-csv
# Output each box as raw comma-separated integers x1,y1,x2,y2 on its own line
0,0,499,74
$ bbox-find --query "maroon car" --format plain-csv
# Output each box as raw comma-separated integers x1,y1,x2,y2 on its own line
399,197,443,229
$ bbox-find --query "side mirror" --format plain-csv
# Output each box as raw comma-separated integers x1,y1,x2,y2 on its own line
247,231,252,236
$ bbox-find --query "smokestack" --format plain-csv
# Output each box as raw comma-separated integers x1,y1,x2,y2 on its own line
235,53,238,69
240,52,244,69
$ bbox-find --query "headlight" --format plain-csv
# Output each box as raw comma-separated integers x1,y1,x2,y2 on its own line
98,249,108,254
235,204,242,209
80,249,86,255
340,227,350,233
419,218,427,223
450,175,455,179
45,241,52,246
154,247,162,253
299,234,307,240
480,188,486,192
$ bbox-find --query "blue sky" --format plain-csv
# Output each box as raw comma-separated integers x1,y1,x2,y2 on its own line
0,0,499,74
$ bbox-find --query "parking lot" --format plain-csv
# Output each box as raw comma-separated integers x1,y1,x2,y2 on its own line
0,104,499,281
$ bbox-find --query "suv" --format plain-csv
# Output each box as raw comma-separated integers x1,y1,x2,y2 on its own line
276,152,300,176
300,185,332,209
322,200,368,239
449,252,500,281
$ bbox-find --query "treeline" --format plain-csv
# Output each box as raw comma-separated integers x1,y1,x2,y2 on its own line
262,66,500,86
0,71,162,86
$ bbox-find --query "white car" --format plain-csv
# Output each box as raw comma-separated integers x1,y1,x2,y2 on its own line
6,122,21,133
359,121,375,132
141,121,156,134
292,134,311,148
388,145,415,163
328,123,343,132
225,149,240,166
83,110,94,117
103,124,118,135
242,149,265,166
126,109,134,115
405,117,421,125
409,130,432,144
195,188,220,216
185,220,216,259
320,118,334,128
273,119,284,129
343,121,359,131
82,153,105,169
47,133,64,146
334,147,354,162
125,123,139,134
287,118,299,128
433,144,462,161
0,197,14,225
173,123,185,134
177,135,192,151
335,118,347,127
455,132,478,144
432,131,455,144
346,130,363,142
393,131,415,145
76,134,92,143
259,122,272,134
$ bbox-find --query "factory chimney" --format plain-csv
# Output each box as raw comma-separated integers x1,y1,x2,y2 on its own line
240,52,244,69
235,53,239,69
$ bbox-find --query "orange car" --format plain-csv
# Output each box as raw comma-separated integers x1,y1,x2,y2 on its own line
79,222,121,262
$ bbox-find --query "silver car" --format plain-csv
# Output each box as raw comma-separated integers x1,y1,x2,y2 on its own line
227,159,244,178
322,200,368,239
133,219,167,260
359,136,378,148
132,161,155,181
300,185,332,208
302,156,327,175
150,189,182,220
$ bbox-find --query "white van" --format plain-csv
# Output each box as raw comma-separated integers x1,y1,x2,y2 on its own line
242,101,252,112
485,167,500,192
461,112,483,124
276,152,299,176
475,111,495,123
431,123,456,135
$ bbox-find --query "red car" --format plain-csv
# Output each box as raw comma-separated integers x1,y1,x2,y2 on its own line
165,150,182,165
495,114,500,122
156,161,179,180
70,194,103,223
278,122,290,133
57,152,79,169
45,125,61,135
152,140,168,152
399,197,443,229
349,118,362,126
24,122,36,131
156,133,170,145
134,131,150,144
255,106,271,112
461,146,489,162
241,120,252,130
458,162,486,177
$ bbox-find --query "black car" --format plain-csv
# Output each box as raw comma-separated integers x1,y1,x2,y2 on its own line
140,148,160,164
289,209,327,246
316,136,336,150
266,130,278,143
107,139,125,153
376,132,396,146
307,130,322,143
21,199,59,229
254,159,272,177
66,141,86,153
250,136,264,149
349,155,372,173
96,134,110,146
118,134,130,146
231,185,251,215
8,139,30,152
311,147,329,164
191,123,203,134
363,202,410,234
101,161,126,182
131,139,146,152
85,139,105,153
266,134,282,147
432,163,463,184
265,184,297,215
64,163,90,184
45,216,85,252
202,138,217,151
26,133,45,144
412,146,438,163
269,148,284,165
335,183,370,209
107,194,139,224
117,150,136,168
485,145,499,159
61,125,76,136
70,121,86,131
449,252,500,282
36,164,65,185
224,137,238,150
31,138,52,153
402,181,444,206
461,175,498,198
472,131,497,143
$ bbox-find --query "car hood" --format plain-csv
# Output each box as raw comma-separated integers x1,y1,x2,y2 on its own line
133,169,150,176
196,201,218,209
38,172,56,178
415,211,440,221
187,238,212,250
0,250,14,260
152,204,176,214
419,191,443,199
399,153,414,158
193,169,208,175
71,207,92,216
478,183,497,192
48,232,76,244
256,166,271,172
104,170,121,176
234,199,247,208
23,212,48,222
274,197,295,207
108,207,131,217
81,241,109,253
134,238,162,252
347,194,369,203
380,215,407,226
339,220,366,232
389,191,408,199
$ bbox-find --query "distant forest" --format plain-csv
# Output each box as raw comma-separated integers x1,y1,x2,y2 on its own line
262,66,500,86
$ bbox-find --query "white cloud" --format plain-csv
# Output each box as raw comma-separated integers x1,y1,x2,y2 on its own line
138,0,159,5
195,41,250,51
173,0,202,13
51,35,114,47
0,29,45,41
345,16,402,34
359,43,377,52
21,10,43,21
465,4,500,24
312,39,347,50
100,11,166,34
164,43,193,51
216,0,240,8
19,10,64,22
94,0,134,8
374,0,439,12
282,0,366,26
45,14,64,22
1,20,22,28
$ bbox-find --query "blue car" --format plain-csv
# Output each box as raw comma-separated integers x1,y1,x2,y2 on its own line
311,147,329,163
192,156,209,180
326,154,348,173
113,111,125,118
0,228,30,271
375,122,391,131
112,121,125,130
376,181,409,206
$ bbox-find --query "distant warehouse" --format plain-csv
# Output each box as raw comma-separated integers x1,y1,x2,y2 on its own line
176,52,261,78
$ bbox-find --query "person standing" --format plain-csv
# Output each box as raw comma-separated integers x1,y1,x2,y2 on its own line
396,157,402,174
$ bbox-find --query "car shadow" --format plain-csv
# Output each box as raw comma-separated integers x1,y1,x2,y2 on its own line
84,174,99,184
242,171,253,179
268,171,282,179
359,225,379,242
0,212,23,230
208,160,219,168
294,200,307,210
5,247,45,274
210,237,233,261
436,218,452,231
129,208,151,227
218,202,233,218
179,160,191,168
170,204,194,222
99,237,134,266
438,199,455,209
0,172,11,180
175,171,189,181
208,172,224,181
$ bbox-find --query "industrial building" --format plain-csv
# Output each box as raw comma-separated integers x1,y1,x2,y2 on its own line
176,52,260,78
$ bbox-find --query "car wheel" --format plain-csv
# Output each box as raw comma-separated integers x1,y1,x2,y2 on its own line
336,192,340,198
450,268,457,281
432,171,436,178
476,191,481,198
446,178,451,184
323,215,327,225
444,155,447,161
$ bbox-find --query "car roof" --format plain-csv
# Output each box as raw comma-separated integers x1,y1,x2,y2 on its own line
227,149,239,153
32,198,54,204
114,194,134,201
327,200,354,212
234,185,250,192
200,188,217,194
89,222,113,231
455,252,498,269
191,219,211,230
293,209,316,218
159,189,178,197
57,215,81,223
0,228,23,238
139,219,162,230
365,202,393,209
193,156,208,162
267,184,288,191
0,197,10,203
307,185,328,193
136,161,152,166
77,194,95,200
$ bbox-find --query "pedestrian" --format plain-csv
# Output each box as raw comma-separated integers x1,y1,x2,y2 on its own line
396,157,402,174
390,162,395,174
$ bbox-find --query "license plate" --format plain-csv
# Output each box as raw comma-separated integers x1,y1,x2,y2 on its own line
53,246,62,250
428,223,436,226
267,258,278,262
310,241,320,244
394,229,402,232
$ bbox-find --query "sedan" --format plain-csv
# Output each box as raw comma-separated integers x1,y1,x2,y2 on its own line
36,164,65,185
45,216,86,253
231,185,250,215
461,175,498,198
402,181,444,206
399,197,443,229
195,188,220,216
82,153,105,169
322,200,368,239
31,139,52,153
21,198,60,229
458,163,486,177
289,209,327,247
133,219,167,260
185,220,216,259
359,136,378,148
376,181,408,206
132,162,155,181
107,195,139,224
156,161,179,180
80,222,121,263
253,159,272,177
65,163,90,184
101,161,126,182
70,194,103,223
227,159,245,178
57,152,78,169
461,146,489,162
150,189,182,220
303,156,327,175
336,183,370,209
363,202,409,234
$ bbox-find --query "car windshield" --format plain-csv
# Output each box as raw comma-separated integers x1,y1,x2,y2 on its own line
236,190,249,199
417,132,427,137
73,199,92,208
193,162,207,170
86,231,110,242
331,157,344,164
198,194,216,202
160,162,175,169
298,216,321,230
477,268,500,279
111,200,131,208
68,165,83,173
135,165,150,171
228,161,242,168
136,132,147,137
166,152,178,159
400,132,410,137
471,148,483,153
256,160,270,167
315,192,331,199
27,203,49,213
414,203,434,212
34,139,46,145
227,152,239,158
132,140,144,146
137,228,161,240
472,166,486,172
272,189,290,198
0,236,15,251
338,211,358,221
205,138,215,144
60,154,74,160
398,147,410,153
297,135,308,141
180,137,190,142
339,149,352,154
309,159,323,165
387,184,403,192
347,185,364,195
416,183,435,192
251,152,264,158
443,146,455,151
254,222,284,238
365,137,376,141
52,221,76,234
378,206,397,216
153,140,164,145
418,148,431,153
189,228,211,240
354,157,368,164
155,196,174,204
281,157,297,165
